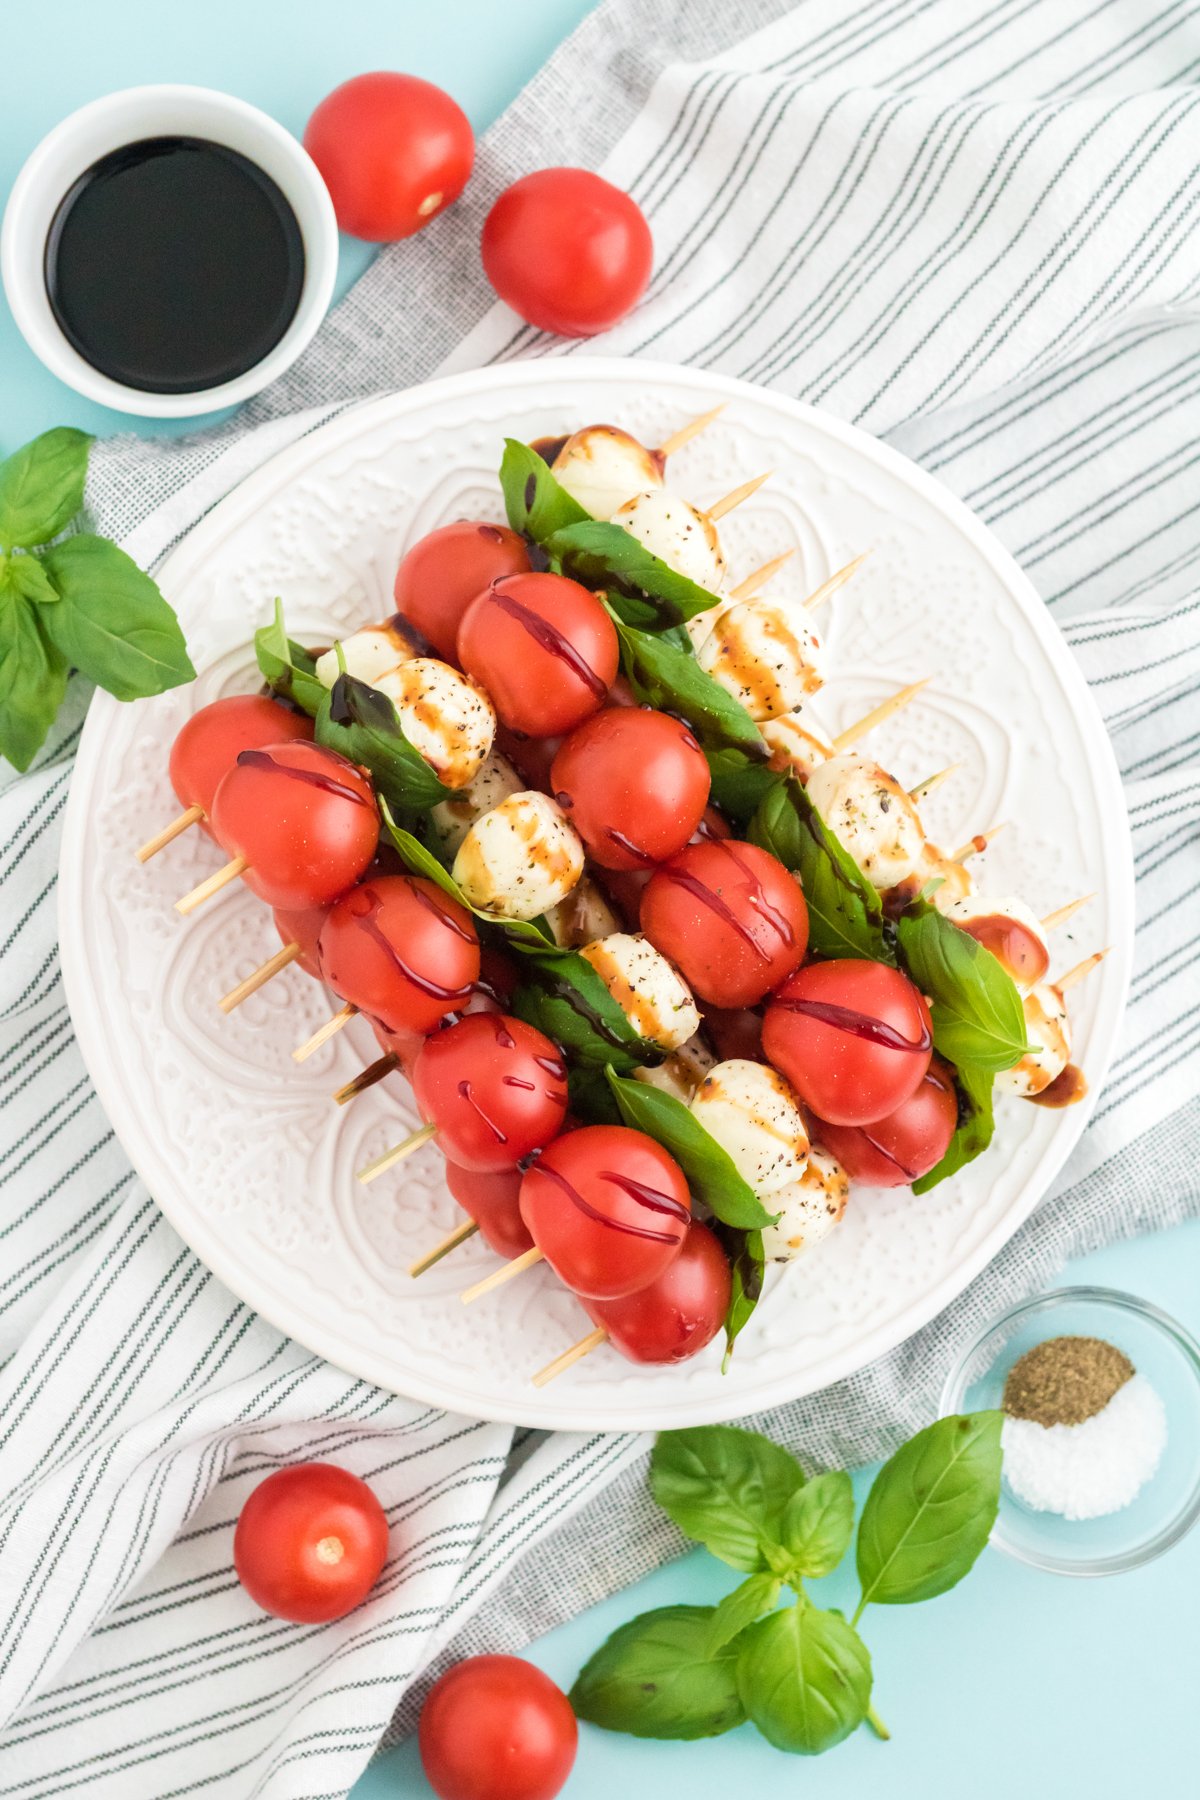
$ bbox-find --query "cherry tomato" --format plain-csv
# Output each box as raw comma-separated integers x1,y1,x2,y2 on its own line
703,1004,765,1064
210,742,379,910
691,804,732,844
586,1220,730,1364
233,1463,388,1624
458,572,619,737
482,168,652,337
814,1056,958,1187
762,959,933,1127
519,1125,690,1299
273,900,331,979
444,1162,532,1259
394,522,531,662
640,839,808,1008
550,708,710,871
412,1014,568,1172
318,875,479,1035
419,1655,577,1800
169,695,312,836
477,944,520,1007
303,72,474,242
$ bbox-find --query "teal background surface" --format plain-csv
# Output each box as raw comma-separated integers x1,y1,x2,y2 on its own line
2,5,1195,1797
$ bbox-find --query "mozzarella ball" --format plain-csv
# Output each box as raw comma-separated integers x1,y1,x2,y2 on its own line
690,1058,810,1196
634,1032,718,1104
452,791,584,921
995,983,1071,1098
696,601,825,721
578,931,700,1052
761,1150,850,1263
760,709,834,783
612,490,726,592
315,618,423,690
806,754,924,889
552,425,664,518
684,598,734,650
374,658,495,790
544,876,622,949
428,751,525,855
945,895,1050,989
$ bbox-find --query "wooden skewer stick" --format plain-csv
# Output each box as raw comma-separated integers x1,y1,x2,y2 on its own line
908,766,958,805
804,550,871,613
460,1245,545,1305
333,1052,400,1107
219,942,301,1014
409,1220,480,1279
293,1001,357,1065
175,855,248,917
357,1120,438,1183
950,822,1007,863
532,1325,609,1388
831,678,930,754
729,549,795,600
1041,894,1095,931
136,804,204,863
1054,948,1109,993
707,471,772,522
657,403,726,459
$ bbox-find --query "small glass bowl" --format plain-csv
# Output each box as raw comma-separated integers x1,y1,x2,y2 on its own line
939,1286,1200,1576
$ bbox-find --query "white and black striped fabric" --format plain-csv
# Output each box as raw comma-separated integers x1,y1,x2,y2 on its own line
3,2,1199,1792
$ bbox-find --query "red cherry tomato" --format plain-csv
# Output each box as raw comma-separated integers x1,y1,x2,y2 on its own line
519,1125,690,1299
419,1655,577,1800
412,1014,569,1172
303,72,474,242
210,742,379,910
233,1463,388,1624
169,695,312,836
763,959,933,1127
550,708,711,871
273,900,331,979
482,168,652,337
691,804,732,844
640,839,808,1008
477,944,520,1007
444,1162,532,1259
703,1005,765,1064
318,876,479,1036
458,571,619,737
814,1056,958,1188
394,521,531,662
586,1220,730,1364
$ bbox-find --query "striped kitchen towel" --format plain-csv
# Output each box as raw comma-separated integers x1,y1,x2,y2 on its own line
3,1,1199,1793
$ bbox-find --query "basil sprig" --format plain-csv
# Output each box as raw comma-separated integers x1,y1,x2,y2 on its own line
498,438,591,541
911,1059,994,1195
380,803,558,951
895,899,1028,1071
572,1414,1003,1754
749,775,890,963
0,429,194,772
511,949,663,1072
604,1069,776,1230
719,1226,766,1368
705,748,781,823
547,518,728,632
254,598,327,717
606,604,766,758
315,671,453,815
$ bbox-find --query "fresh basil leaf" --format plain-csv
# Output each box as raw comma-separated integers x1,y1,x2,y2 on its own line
547,518,727,631
38,535,193,700
570,1606,745,1741
511,949,661,1071
381,802,559,951
7,554,60,605
749,775,890,963
499,438,592,541
567,1064,625,1124
855,1411,1003,1609
650,1426,805,1572
605,1069,775,1229
610,610,766,758
911,1058,995,1194
719,1226,765,1370
895,899,1027,1071
316,672,452,814
781,1470,855,1579
703,1573,781,1656
0,427,91,549
0,588,68,771
254,597,327,717
705,748,780,823
735,1600,872,1755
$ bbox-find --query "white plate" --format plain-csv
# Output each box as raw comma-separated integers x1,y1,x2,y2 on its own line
59,359,1133,1430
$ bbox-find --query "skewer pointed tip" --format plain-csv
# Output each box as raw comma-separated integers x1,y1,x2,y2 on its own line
729,548,795,601
832,677,930,754
707,470,772,522
1054,947,1110,993
804,549,871,612
657,403,726,459
908,765,959,805
1041,894,1095,931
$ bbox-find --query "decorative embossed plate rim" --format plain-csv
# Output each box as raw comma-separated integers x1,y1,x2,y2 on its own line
59,358,1133,1429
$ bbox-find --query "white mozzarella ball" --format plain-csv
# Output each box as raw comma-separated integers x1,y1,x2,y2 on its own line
374,658,495,790
806,754,924,889
696,601,825,721
690,1058,810,1196
544,877,622,949
612,490,726,592
945,895,1050,989
633,1032,718,1105
315,618,423,690
684,598,734,650
995,983,1072,1098
578,932,700,1052
428,751,525,855
759,710,834,783
552,426,664,518
452,791,584,921
761,1150,850,1262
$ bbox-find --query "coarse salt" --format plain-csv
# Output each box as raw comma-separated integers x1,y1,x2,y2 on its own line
1002,1373,1167,1521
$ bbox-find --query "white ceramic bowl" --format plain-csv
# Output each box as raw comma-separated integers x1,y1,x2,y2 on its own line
1,84,337,417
